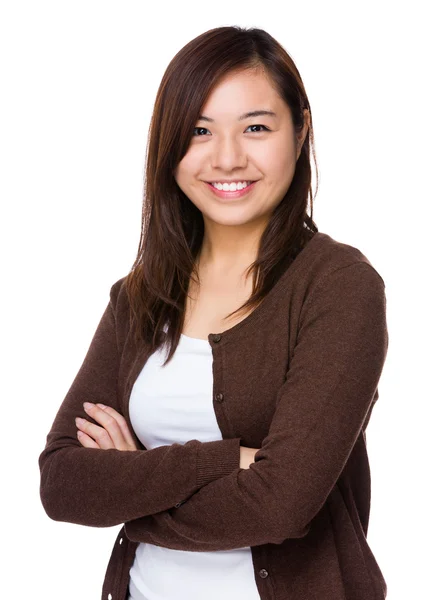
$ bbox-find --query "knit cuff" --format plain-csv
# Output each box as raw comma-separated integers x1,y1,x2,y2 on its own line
195,437,241,487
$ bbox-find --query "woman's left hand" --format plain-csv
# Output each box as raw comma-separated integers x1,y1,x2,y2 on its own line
75,403,138,451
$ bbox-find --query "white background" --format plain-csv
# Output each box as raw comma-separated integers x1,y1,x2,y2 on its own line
1,1,428,598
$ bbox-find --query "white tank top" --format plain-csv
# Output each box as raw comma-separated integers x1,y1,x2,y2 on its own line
127,330,260,600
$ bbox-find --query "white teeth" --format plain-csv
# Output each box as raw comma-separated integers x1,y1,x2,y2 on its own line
211,181,252,191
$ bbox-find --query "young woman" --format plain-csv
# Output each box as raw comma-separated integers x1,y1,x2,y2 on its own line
39,25,389,600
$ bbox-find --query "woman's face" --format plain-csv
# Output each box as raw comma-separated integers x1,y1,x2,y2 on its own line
174,68,309,229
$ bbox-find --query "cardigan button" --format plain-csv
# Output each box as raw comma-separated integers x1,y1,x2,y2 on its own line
259,569,269,578
212,333,221,342
107,594,113,599
215,393,224,403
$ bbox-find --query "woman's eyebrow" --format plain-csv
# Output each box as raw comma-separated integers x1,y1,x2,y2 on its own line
197,110,278,122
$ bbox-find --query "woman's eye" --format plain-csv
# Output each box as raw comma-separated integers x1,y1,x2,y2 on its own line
246,124,270,133
192,124,270,136
193,127,209,136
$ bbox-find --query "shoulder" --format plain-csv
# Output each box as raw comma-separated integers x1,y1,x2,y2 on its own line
302,231,386,291
106,275,129,312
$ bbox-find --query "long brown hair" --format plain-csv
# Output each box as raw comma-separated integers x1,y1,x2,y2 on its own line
124,25,319,365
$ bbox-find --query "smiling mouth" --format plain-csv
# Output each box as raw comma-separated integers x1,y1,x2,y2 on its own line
205,180,257,184
204,180,258,200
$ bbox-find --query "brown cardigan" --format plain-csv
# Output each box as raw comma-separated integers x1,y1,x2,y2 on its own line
38,231,389,600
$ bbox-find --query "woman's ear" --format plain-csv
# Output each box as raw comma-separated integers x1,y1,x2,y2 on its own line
296,109,310,160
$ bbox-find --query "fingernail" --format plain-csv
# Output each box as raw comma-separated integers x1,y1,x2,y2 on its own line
97,403,106,409
83,402,93,410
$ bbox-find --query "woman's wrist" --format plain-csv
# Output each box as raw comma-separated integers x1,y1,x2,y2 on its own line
239,446,258,469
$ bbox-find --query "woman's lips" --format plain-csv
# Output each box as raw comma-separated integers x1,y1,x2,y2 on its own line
204,180,257,200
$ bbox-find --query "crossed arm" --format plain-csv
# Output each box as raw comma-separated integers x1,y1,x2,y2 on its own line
40,262,387,551
123,263,389,551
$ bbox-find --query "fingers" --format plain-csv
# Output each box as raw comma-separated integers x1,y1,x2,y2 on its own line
82,403,124,449
76,403,137,451
96,404,137,449
76,414,115,450
76,430,101,449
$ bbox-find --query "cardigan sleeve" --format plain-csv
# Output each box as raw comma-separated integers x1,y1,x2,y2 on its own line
123,261,389,550
38,280,241,528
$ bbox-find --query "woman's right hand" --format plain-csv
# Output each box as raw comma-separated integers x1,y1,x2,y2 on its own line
75,402,139,451
239,446,259,469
